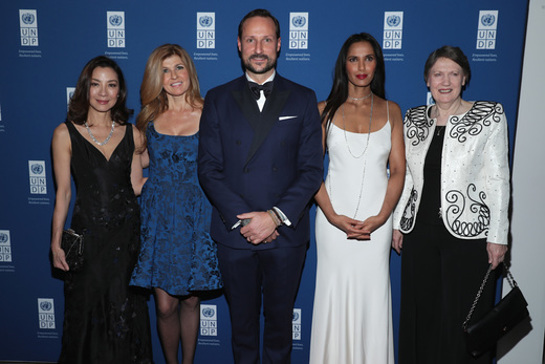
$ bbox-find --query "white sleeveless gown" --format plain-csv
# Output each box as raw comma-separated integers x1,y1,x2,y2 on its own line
309,114,394,364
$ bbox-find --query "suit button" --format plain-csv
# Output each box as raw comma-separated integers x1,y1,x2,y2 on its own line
272,167,278,172
236,140,242,145
244,168,250,173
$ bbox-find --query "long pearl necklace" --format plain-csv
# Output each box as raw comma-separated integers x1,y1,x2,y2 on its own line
84,120,115,146
328,93,374,219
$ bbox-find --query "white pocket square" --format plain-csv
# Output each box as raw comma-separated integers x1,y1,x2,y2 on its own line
279,115,297,121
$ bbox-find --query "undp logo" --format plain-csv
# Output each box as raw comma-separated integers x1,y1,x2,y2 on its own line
31,163,43,175
386,15,401,27
199,15,213,28
202,307,215,318
291,16,306,28
481,14,495,27
0,233,7,243
292,311,300,322
40,301,52,311
109,14,123,27
21,12,35,25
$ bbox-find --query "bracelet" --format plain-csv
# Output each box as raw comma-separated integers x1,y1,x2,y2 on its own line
271,208,283,224
267,210,281,227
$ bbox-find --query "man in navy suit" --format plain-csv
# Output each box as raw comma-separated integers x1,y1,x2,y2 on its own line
198,9,323,364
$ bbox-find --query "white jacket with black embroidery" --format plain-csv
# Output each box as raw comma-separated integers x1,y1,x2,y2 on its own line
393,101,510,245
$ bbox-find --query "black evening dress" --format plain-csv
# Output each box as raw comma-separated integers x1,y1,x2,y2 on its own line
59,121,152,364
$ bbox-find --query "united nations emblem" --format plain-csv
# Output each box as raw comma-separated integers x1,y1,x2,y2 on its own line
21,13,35,25
199,15,213,28
0,233,8,244
386,15,401,27
481,14,496,27
202,307,215,318
292,16,306,28
31,163,43,175
40,301,52,311
292,311,300,322
109,14,123,27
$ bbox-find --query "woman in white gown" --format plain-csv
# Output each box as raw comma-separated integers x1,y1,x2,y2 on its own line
310,33,405,364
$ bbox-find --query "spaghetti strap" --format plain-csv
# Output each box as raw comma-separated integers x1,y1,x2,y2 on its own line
386,100,390,121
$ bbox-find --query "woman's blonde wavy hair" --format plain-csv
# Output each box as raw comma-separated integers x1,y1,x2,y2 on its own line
136,44,203,145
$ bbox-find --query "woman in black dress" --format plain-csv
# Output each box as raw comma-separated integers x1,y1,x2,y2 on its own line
51,56,152,363
392,46,510,364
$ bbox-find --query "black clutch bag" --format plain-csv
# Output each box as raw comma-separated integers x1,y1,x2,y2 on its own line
61,229,85,271
463,262,529,358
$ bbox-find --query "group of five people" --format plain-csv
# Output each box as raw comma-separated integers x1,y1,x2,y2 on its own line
50,8,510,364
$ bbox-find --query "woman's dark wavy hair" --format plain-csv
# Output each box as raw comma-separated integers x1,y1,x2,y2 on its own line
321,33,386,126
67,56,132,125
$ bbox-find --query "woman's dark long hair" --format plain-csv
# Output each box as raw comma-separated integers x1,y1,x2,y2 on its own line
67,56,132,125
321,33,386,127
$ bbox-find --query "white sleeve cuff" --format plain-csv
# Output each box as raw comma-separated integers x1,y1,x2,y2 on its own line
273,206,292,226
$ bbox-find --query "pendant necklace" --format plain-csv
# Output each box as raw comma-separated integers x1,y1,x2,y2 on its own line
84,120,115,146
328,93,374,219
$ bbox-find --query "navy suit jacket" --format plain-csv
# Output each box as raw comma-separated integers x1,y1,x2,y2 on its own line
198,74,323,250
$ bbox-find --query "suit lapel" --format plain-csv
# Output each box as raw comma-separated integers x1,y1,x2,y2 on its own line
245,76,290,164
231,79,261,130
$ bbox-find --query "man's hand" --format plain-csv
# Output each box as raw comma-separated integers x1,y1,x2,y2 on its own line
263,230,280,244
238,211,278,245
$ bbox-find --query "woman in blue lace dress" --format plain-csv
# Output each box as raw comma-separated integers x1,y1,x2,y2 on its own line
130,44,222,364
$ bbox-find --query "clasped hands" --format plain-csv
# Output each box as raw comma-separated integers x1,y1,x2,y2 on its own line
238,211,279,245
330,214,385,240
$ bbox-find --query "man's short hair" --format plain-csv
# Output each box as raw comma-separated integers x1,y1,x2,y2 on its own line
238,9,280,39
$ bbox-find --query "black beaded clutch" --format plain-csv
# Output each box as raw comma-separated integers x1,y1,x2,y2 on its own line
61,229,85,271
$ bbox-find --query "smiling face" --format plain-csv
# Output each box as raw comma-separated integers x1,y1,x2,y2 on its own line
161,55,190,98
237,16,281,82
88,67,119,114
426,57,466,106
345,41,377,89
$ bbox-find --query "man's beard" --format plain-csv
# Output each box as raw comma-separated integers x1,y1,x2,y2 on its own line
244,54,277,74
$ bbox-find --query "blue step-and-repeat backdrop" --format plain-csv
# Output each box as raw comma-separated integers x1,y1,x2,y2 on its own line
0,1,528,362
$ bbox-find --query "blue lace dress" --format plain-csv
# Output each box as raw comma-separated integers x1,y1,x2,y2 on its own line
130,123,222,295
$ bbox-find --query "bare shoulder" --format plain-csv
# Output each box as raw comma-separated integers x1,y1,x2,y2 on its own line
52,122,70,143
388,100,401,115
131,124,145,148
385,100,403,125
52,122,72,154
131,124,141,137
53,122,69,136
317,100,327,115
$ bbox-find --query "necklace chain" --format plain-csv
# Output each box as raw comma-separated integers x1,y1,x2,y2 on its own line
84,120,115,146
348,92,373,101
328,93,374,219
342,93,373,158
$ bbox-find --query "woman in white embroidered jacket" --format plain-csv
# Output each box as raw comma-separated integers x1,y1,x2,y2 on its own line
392,46,510,364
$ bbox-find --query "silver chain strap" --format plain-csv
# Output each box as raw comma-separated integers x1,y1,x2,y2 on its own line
462,262,518,329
